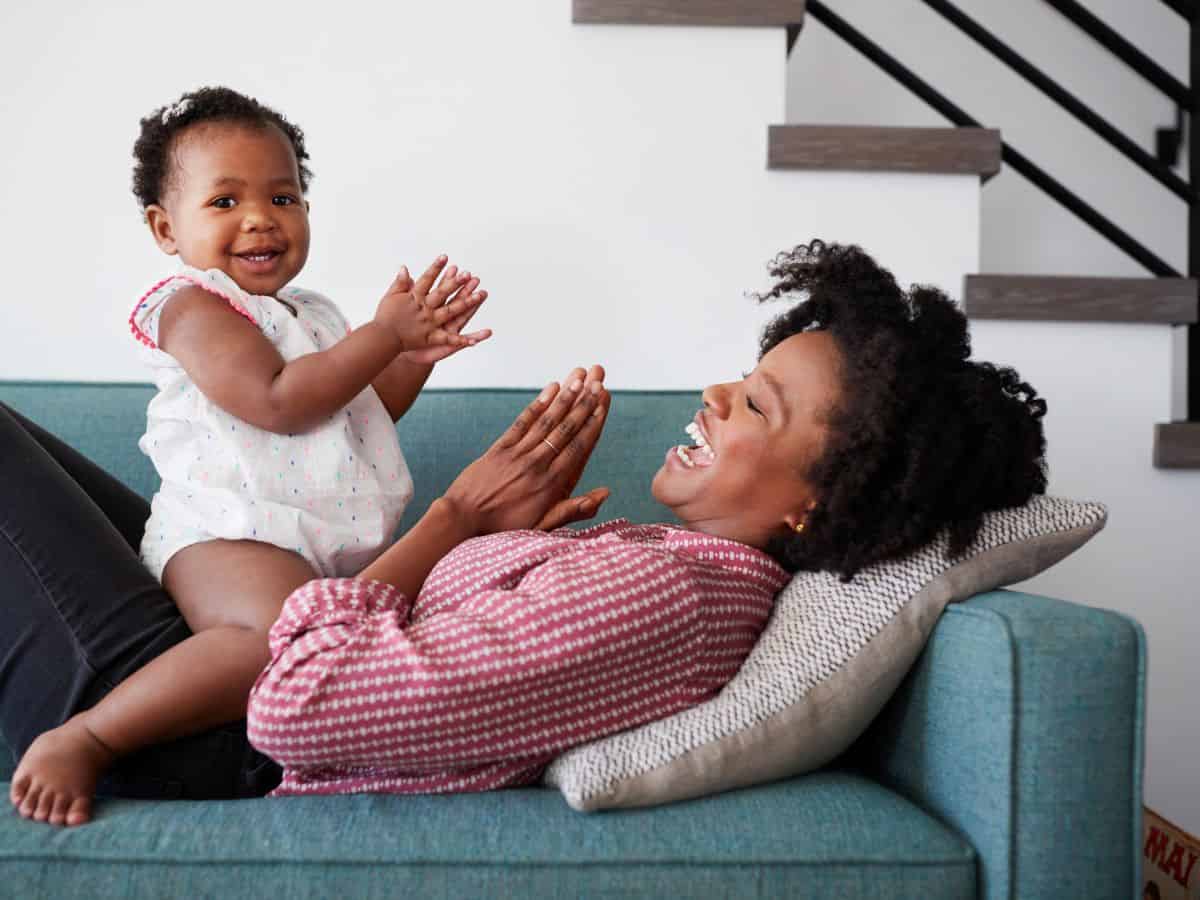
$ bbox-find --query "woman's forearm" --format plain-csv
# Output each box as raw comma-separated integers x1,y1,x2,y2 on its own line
358,497,479,599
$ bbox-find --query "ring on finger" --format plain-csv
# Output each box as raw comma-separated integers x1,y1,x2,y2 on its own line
542,437,561,453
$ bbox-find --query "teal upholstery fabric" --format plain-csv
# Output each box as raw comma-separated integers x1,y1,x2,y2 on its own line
0,381,1147,898
850,590,1145,900
0,773,975,899
0,382,699,528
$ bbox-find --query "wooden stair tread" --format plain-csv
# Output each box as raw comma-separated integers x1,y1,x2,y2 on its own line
1154,423,1200,469
573,0,805,26
768,124,1002,179
964,275,1198,325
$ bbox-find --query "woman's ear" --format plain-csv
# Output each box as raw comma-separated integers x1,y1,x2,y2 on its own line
783,499,818,534
144,204,178,255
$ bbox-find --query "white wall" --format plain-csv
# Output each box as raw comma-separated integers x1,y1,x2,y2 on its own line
788,0,1199,831
0,0,977,391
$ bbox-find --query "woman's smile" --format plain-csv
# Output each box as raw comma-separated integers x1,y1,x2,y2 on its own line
668,416,717,470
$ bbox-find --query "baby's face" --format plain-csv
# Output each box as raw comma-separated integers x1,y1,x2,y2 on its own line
146,122,310,297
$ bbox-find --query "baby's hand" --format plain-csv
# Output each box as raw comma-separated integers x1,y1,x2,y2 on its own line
374,256,490,359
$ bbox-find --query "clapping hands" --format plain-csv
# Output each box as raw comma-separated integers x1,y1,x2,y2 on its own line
442,365,612,536
375,255,491,364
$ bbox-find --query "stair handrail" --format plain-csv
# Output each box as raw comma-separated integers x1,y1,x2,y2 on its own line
799,0,1181,278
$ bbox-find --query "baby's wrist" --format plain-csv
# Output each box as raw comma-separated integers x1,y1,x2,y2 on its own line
370,318,408,354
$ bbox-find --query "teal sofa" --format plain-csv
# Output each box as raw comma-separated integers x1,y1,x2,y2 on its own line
0,382,1145,900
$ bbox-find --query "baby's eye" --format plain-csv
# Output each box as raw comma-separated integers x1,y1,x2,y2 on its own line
272,195,297,206
211,197,236,209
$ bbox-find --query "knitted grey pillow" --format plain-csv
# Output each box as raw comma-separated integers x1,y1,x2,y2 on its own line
543,495,1107,811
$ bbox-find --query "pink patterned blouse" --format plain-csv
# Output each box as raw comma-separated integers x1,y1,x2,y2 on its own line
246,519,789,796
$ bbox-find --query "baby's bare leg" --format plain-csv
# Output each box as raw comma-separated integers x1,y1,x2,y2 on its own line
10,540,314,826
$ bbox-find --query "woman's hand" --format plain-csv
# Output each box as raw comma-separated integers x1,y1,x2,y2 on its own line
441,365,611,536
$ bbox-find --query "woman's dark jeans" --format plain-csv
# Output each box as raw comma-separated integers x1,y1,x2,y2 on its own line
0,401,281,800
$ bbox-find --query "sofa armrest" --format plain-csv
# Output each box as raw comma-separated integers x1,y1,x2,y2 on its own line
849,589,1145,900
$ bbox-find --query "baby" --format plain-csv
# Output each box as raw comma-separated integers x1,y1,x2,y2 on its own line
9,86,489,825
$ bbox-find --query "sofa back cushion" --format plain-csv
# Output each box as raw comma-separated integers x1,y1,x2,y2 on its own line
0,383,700,527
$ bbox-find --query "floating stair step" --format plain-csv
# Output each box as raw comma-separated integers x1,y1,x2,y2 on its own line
1155,423,1200,469
964,275,1199,324
573,0,805,26
768,125,1002,179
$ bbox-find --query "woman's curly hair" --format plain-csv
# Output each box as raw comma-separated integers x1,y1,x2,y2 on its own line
756,240,1047,581
132,86,312,212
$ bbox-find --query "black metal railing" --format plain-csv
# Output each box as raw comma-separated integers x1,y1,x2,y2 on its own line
792,0,1198,421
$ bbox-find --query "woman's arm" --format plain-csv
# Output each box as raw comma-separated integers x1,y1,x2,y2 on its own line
357,369,610,592
248,371,628,775
246,544,732,775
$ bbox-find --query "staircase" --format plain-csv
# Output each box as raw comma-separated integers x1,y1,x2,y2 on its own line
573,0,1200,469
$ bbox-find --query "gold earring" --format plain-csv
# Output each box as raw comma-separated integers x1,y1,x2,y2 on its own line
794,521,806,534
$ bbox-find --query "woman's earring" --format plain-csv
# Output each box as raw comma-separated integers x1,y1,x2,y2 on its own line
794,520,806,534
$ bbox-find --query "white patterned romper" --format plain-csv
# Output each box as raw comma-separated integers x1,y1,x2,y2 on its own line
128,265,413,580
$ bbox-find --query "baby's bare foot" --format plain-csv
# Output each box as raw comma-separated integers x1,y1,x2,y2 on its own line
9,717,115,826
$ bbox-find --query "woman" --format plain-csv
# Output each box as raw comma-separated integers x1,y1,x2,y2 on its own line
4,241,1047,821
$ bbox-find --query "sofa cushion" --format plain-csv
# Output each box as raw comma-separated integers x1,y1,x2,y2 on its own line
0,772,975,899
544,496,1106,811
0,383,701,529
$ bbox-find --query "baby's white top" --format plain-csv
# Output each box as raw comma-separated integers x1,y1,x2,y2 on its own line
129,265,413,579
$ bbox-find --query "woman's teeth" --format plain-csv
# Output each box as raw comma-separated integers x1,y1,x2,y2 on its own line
674,445,696,468
675,422,715,469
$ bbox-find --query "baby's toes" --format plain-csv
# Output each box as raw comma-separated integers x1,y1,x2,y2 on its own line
34,786,57,822
49,793,73,826
65,796,91,827
9,773,29,808
18,783,42,819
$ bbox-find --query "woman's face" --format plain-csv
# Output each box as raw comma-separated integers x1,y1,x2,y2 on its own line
144,123,310,298
651,330,842,549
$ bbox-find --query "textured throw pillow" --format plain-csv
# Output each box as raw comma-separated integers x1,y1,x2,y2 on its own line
543,494,1107,811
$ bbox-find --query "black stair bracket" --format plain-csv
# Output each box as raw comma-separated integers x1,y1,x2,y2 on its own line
803,0,1182,278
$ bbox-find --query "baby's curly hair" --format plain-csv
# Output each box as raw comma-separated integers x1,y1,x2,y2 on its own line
132,86,312,212
756,240,1047,581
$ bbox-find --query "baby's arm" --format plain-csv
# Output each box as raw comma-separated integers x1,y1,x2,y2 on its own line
158,271,479,433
